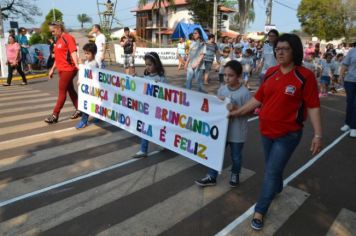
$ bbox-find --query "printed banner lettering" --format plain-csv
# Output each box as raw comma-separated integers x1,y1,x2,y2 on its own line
78,65,229,171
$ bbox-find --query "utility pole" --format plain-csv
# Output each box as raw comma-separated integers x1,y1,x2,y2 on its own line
213,0,218,41
52,0,56,21
265,0,273,25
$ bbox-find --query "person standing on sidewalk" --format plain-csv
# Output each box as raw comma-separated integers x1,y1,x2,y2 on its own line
120,27,136,75
229,34,322,231
18,28,33,73
88,24,106,69
2,35,27,86
339,43,356,138
44,21,81,124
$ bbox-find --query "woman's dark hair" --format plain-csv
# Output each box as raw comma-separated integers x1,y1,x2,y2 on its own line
193,27,205,42
8,34,17,42
93,24,101,31
224,60,242,77
83,42,97,56
268,29,279,37
208,34,215,40
144,52,165,76
274,33,303,66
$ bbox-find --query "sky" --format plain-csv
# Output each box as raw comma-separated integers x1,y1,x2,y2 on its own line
4,0,301,33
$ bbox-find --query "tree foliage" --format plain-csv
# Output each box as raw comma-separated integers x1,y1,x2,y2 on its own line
187,0,248,32
29,32,42,45
0,0,42,23
236,0,254,34
344,0,356,40
40,9,64,43
77,14,92,29
297,0,346,41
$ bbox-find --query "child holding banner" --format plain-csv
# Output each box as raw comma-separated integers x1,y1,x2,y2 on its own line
195,60,251,187
134,52,167,158
76,43,99,129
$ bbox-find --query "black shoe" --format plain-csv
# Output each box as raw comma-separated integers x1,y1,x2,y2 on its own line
229,173,239,187
44,114,58,124
70,110,82,119
195,175,216,187
251,214,264,231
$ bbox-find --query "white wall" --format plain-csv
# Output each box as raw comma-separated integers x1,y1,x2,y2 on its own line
167,8,193,29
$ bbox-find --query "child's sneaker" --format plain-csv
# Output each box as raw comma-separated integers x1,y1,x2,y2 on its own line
75,119,88,129
340,124,350,132
133,150,147,158
229,173,239,187
251,217,264,231
195,175,216,187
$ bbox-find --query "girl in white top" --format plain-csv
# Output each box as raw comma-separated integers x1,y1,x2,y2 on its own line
177,37,186,71
134,52,167,158
76,43,99,129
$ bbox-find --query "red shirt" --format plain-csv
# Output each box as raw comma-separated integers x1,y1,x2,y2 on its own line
54,33,77,71
255,65,320,138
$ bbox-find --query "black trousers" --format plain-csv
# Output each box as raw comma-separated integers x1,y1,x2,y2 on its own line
7,64,27,84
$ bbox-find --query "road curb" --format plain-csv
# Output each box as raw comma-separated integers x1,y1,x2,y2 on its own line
0,73,48,83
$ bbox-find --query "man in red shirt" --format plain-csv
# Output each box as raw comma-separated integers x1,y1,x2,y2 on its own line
45,21,81,124
229,34,322,231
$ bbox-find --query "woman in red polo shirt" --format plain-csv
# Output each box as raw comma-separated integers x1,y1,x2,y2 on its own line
44,21,81,123
229,34,322,231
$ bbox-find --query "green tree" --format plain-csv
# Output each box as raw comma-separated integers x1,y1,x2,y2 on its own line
0,0,41,23
138,0,176,47
344,0,356,40
230,7,255,32
29,32,42,45
40,9,64,43
187,0,248,33
297,0,346,41
77,14,92,29
236,0,254,34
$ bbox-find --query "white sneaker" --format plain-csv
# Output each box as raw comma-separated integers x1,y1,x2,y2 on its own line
350,129,356,138
340,124,351,132
133,150,147,158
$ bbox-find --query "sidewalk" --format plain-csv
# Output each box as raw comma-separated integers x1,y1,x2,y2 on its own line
0,72,48,83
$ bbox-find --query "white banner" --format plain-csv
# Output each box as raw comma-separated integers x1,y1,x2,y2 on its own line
114,44,179,65
78,65,229,171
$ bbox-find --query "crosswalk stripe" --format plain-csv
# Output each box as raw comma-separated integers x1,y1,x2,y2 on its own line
98,168,255,236
0,90,43,97
0,153,189,235
0,93,50,102
0,102,71,115
225,186,309,235
0,130,128,172
0,106,73,124
0,122,111,151
0,97,57,107
326,209,356,236
0,116,74,136
0,137,139,202
0,86,33,91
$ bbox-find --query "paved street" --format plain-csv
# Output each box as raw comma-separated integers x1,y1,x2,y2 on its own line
0,65,355,236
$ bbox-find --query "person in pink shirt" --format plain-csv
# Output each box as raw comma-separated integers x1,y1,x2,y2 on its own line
304,42,314,59
3,35,27,86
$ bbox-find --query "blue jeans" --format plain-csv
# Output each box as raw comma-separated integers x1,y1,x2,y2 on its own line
140,138,149,153
186,68,204,92
208,142,244,179
255,130,302,215
344,81,356,129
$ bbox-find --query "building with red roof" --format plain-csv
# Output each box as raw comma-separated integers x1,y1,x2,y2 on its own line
132,0,236,46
